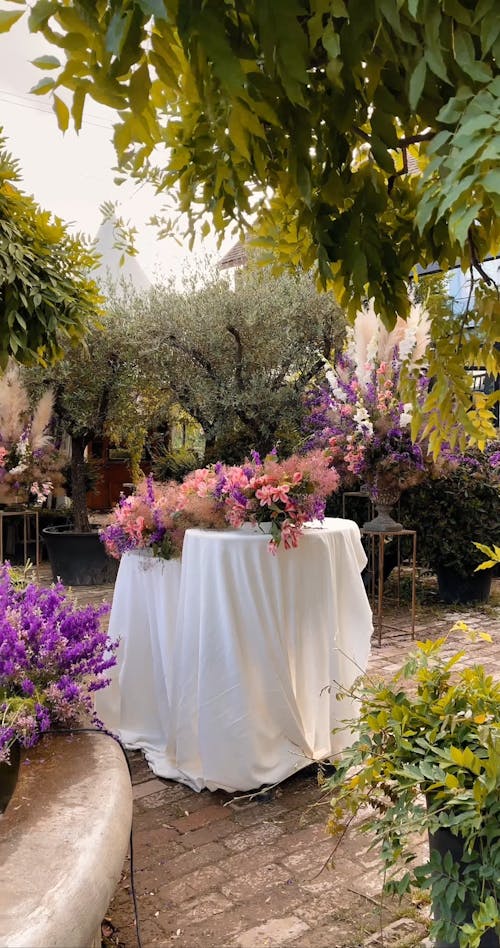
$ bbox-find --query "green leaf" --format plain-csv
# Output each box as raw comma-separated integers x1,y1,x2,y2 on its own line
29,77,56,95
296,162,312,206
424,5,449,82
228,106,251,160
105,9,133,57
371,109,398,147
370,135,395,173
129,61,151,115
409,57,426,110
196,7,245,95
322,20,341,60
332,0,348,15
0,8,23,31
71,86,86,132
480,10,500,54
480,169,500,196
53,93,69,132
30,54,60,70
454,27,492,82
28,1,57,32
138,0,167,18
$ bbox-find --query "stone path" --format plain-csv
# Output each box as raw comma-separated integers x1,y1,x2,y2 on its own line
59,566,500,948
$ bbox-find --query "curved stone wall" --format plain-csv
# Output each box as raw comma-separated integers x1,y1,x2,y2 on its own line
0,732,132,948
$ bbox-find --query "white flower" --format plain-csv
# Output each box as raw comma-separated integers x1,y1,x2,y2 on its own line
326,370,347,402
400,403,413,427
354,406,374,435
10,463,27,475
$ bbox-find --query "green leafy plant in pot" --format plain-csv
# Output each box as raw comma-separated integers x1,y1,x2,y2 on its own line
324,629,500,948
399,448,500,604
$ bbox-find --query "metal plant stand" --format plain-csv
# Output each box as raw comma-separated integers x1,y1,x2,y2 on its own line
361,528,417,647
0,508,40,579
342,490,373,521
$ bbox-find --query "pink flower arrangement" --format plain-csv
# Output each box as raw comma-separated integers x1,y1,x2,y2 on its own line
0,363,64,505
101,450,340,558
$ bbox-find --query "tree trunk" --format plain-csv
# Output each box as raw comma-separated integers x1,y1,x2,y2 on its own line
71,435,91,533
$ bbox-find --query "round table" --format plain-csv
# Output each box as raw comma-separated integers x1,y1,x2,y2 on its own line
96,518,373,792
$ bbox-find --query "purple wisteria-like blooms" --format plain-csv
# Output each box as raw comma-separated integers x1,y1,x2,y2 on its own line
0,565,116,763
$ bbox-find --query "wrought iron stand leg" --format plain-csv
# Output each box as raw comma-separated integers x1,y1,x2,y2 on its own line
377,534,384,647
411,532,417,640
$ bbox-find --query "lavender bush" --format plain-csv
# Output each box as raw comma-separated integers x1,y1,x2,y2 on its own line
0,565,116,764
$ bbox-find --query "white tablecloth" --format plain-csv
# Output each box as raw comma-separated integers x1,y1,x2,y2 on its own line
96,518,372,792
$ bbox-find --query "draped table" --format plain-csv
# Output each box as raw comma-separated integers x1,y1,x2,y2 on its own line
96,518,373,792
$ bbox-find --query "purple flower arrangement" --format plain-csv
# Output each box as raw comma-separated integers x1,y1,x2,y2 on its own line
0,565,116,764
303,303,431,496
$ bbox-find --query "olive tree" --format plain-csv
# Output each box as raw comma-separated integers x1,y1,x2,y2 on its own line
119,266,346,463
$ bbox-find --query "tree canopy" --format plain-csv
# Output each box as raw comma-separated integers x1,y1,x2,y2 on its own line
115,266,346,463
4,1,499,314
2,0,499,445
0,133,101,366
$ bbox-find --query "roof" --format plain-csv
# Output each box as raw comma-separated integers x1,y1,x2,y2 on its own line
218,241,248,270
93,219,152,292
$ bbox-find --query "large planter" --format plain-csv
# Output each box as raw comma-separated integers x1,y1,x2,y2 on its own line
43,525,118,586
436,566,492,605
429,826,499,948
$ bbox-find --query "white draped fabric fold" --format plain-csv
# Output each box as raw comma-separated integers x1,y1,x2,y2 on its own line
96,519,373,792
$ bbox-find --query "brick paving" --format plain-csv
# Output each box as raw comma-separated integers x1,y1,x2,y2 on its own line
58,566,500,948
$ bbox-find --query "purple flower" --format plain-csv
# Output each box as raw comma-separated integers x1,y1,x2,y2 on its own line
0,565,116,756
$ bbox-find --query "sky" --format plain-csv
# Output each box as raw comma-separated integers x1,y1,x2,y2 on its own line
0,17,236,283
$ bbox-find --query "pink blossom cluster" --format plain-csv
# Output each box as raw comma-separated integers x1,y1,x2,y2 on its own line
101,451,340,559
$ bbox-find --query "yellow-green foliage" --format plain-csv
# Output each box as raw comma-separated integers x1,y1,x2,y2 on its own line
0,133,102,366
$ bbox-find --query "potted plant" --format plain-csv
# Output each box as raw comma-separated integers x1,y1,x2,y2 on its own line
0,563,117,812
25,303,168,585
399,448,500,603
324,629,500,948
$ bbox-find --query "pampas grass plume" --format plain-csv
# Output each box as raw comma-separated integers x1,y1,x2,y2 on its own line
30,390,55,450
0,362,30,442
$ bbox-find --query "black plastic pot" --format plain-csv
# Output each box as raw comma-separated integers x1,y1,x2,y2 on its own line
436,566,492,605
43,525,118,586
429,826,499,948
